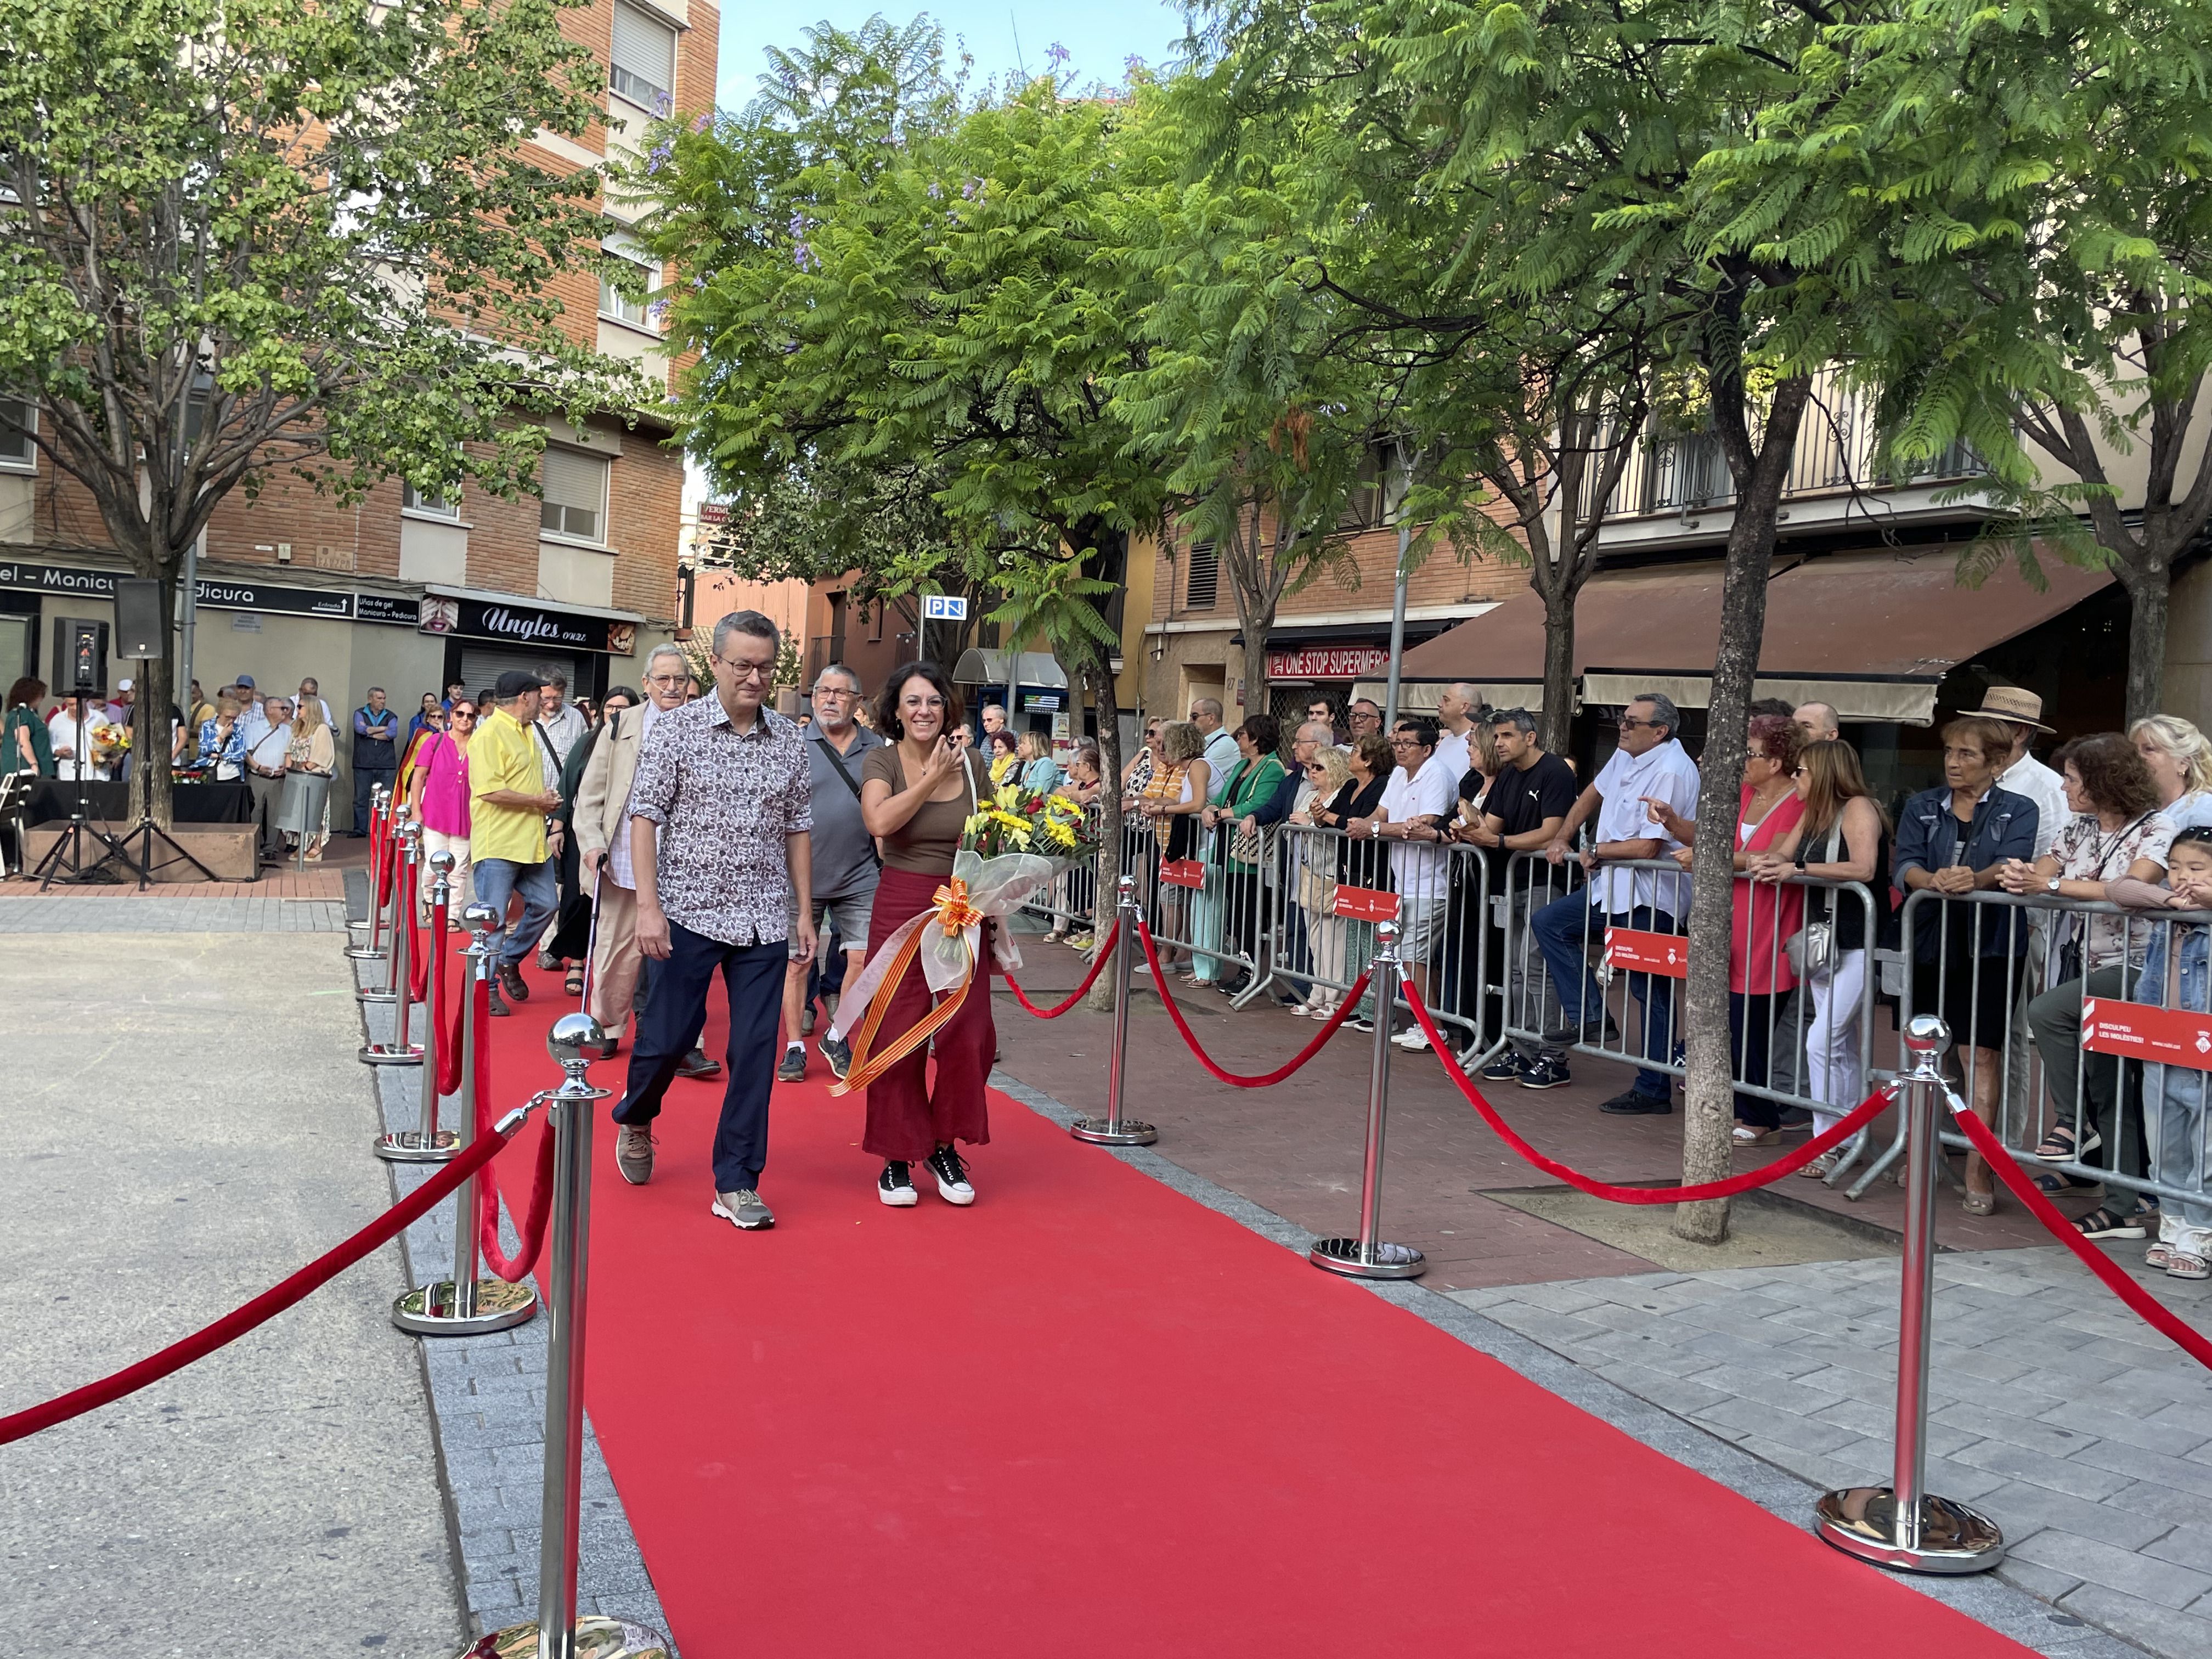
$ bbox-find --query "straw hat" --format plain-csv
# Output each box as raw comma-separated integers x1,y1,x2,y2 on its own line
1963,686,2052,733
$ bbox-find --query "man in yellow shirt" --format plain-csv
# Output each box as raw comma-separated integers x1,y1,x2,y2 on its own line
470,671,564,1015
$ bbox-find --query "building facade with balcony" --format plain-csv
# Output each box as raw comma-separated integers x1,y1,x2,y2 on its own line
0,0,717,798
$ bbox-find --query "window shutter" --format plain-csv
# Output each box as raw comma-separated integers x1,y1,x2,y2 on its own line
540,448,607,543
1186,543,1218,610
610,4,676,109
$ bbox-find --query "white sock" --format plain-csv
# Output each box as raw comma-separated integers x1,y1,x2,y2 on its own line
824,1024,842,1044
785,1039,804,1053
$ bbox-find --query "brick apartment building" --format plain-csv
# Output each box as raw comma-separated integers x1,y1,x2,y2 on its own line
0,0,718,795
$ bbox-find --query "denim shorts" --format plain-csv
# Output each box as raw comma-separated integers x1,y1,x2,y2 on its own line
790,885,873,958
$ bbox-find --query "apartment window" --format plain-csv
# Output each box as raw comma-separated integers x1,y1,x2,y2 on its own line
540,447,608,544
0,397,32,470
1185,542,1218,610
610,2,676,111
402,481,460,519
599,234,656,329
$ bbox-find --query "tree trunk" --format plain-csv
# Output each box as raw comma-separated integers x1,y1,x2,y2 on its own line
1539,590,1576,755
1082,643,1126,1013
1673,386,1811,1245
2122,559,2172,729
127,571,177,832
1239,624,1271,730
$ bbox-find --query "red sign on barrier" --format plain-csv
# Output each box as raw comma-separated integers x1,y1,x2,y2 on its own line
1333,884,1401,922
1605,927,1688,978
1159,859,1207,890
2081,997,2212,1068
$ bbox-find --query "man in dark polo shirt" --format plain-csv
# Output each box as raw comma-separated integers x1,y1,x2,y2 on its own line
1456,708,1578,1089
778,664,883,1084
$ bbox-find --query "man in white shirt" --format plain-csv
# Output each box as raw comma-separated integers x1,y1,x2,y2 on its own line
245,697,295,865
47,697,114,782
236,676,272,749
1189,696,1239,804
1432,682,1481,783
1343,716,1459,1047
1532,692,1702,1114
1966,687,2067,858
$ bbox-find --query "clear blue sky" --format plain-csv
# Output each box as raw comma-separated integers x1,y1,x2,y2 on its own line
714,3,1191,110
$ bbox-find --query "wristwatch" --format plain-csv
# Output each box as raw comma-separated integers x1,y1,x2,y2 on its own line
1370,819,1382,839
2045,875,2061,895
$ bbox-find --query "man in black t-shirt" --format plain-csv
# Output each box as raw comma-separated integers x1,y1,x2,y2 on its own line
1455,709,1579,1089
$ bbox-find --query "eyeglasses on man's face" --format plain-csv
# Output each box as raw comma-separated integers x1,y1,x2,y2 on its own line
811,684,856,700
1617,715,1660,730
715,656,775,683
645,673,690,690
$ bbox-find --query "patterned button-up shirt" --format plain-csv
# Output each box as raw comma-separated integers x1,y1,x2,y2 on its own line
625,696,811,947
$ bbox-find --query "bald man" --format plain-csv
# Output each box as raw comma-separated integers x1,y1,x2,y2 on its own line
1794,701,1840,746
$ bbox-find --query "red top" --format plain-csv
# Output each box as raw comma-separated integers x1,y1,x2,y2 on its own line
1732,783,1805,995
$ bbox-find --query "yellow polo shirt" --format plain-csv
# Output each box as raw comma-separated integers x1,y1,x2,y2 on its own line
469,706,548,865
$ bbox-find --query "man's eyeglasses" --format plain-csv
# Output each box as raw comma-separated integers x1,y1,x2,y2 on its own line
645,674,690,689
812,685,856,699
1617,715,1660,730
716,659,775,682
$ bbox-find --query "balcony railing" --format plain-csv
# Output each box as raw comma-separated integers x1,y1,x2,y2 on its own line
1579,374,1985,524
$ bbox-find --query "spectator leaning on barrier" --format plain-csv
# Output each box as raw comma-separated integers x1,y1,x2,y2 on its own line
1189,696,1239,805
1531,694,1701,1115
780,664,883,1086
1342,716,1455,1048
1346,698,1383,743
1462,708,1579,1091
1286,742,1353,1019
2131,714,2212,833
608,611,814,1233
1896,714,2039,1215
1432,683,1480,782
1242,720,1335,1006
1201,714,1288,997
574,647,717,1080
2112,826,2212,1279
470,672,564,1016
1965,687,2069,861
2001,731,2172,1237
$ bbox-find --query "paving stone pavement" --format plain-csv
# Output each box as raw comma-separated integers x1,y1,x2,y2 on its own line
0,893,347,930
359,963,676,1649
1451,1252,2212,1659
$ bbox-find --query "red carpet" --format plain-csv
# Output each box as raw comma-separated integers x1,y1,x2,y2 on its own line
483,964,2034,1658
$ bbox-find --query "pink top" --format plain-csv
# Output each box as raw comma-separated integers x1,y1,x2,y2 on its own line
416,733,472,836
1731,783,1806,995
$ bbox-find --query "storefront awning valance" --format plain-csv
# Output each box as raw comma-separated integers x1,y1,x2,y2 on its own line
951,648,1067,689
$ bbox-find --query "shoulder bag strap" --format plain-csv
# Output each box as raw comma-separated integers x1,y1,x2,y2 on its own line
818,736,882,866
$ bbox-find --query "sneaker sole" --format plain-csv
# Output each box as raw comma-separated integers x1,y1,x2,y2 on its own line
1517,1073,1571,1090
878,1185,918,1207
616,1158,652,1187
2079,1223,2148,1240
933,1177,976,1206
709,1200,775,1230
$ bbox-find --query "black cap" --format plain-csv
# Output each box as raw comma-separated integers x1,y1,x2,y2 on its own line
493,669,547,699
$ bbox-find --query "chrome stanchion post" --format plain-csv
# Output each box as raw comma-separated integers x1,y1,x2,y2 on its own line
1815,1014,2004,1573
345,783,391,956
377,851,460,1156
450,1014,669,1659
1071,874,1157,1146
1310,919,1426,1279
396,901,539,1335
360,822,424,1063
360,804,412,1003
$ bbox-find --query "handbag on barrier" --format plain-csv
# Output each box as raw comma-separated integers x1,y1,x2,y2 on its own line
1783,823,1842,978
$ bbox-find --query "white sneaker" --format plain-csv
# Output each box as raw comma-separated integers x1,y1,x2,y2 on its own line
1391,1027,1432,1052
926,1146,975,1205
878,1161,918,1206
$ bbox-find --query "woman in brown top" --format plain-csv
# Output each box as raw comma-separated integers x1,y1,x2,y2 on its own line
857,662,997,1208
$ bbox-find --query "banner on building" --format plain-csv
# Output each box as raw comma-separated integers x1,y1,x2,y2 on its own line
419,592,636,656
1267,645,1391,680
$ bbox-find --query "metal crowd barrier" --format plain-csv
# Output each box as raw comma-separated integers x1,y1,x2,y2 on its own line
1894,886,2212,1224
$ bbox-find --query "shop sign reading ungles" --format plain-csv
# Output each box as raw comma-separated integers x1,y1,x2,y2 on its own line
2081,997,2212,1069
1267,645,1390,680
418,593,636,656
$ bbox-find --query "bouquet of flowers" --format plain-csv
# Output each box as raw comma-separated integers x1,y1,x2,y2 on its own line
963,777,1097,863
91,720,129,764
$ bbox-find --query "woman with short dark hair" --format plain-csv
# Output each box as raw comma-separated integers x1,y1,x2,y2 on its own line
4,676,54,778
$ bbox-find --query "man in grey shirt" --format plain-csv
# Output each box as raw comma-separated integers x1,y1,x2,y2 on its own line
781,663,884,1084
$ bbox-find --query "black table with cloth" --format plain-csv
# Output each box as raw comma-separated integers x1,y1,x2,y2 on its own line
26,779,255,825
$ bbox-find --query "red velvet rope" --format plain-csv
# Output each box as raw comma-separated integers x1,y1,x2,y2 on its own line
998,920,1121,1018
374,814,396,907
0,1124,513,1446
1951,1108,2212,1370
435,947,466,1100
1134,918,1369,1087
408,891,438,1007
471,974,559,1284
1401,983,1894,1204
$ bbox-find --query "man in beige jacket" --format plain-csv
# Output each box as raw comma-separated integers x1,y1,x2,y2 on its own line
574,644,718,1077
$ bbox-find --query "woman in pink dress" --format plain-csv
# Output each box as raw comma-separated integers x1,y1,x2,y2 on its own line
407,697,476,916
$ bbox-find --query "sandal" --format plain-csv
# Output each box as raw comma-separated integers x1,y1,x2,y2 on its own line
2074,1206,2149,1240
565,967,585,996
1732,1124,1779,1146
2147,1242,2174,1269
2169,1252,2211,1281
1042,930,1067,945
1798,1151,1841,1179
2033,1170,2101,1197
2033,1124,2101,1163
1962,1189,1996,1217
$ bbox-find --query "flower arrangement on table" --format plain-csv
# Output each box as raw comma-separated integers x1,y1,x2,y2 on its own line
829,777,1097,1097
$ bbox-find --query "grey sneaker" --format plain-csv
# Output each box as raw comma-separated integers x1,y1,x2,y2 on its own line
821,1032,853,1081
712,1188,775,1230
776,1045,808,1082
614,1123,655,1186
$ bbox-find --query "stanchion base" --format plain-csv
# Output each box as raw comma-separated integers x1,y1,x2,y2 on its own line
373,1127,457,1161
452,1616,670,1658
1814,1488,2006,1574
393,1278,538,1335
359,1043,424,1068
1308,1237,1427,1279
357,986,400,1005
1070,1115,1158,1146
342,941,387,961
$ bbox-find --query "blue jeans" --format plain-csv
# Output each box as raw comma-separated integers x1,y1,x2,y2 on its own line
472,856,558,970
613,920,785,1192
1531,892,1678,1099
352,764,396,836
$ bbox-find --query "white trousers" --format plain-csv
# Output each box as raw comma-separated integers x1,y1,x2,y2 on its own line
1806,947,1869,1136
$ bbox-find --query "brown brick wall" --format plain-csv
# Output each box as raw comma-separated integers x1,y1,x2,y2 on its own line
613,431,684,620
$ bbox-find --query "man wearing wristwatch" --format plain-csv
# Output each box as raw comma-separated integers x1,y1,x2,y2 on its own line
1344,717,1458,1046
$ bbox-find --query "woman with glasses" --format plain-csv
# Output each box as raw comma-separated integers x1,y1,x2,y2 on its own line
1288,744,1354,1017
408,696,479,915
1199,715,1287,996
1138,721,1214,979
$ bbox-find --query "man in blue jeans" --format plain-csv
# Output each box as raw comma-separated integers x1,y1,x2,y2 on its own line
469,672,565,1015
1528,693,1701,1115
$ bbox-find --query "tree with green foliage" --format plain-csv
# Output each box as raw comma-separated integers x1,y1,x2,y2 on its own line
0,0,648,827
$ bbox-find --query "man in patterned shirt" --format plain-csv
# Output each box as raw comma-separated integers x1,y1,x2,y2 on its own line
610,611,816,1232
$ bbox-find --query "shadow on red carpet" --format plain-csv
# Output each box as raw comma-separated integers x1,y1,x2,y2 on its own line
482,964,2034,1658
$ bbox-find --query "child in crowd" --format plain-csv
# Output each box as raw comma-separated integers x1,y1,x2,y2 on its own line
2113,825,2212,1279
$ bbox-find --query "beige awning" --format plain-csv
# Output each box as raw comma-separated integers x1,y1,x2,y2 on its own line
951,648,1067,689
1581,673,1937,724
1350,680,1554,715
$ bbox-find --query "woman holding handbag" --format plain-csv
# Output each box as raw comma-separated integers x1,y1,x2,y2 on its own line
1202,716,1286,997
1752,739,1892,1175
1137,721,1212,979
